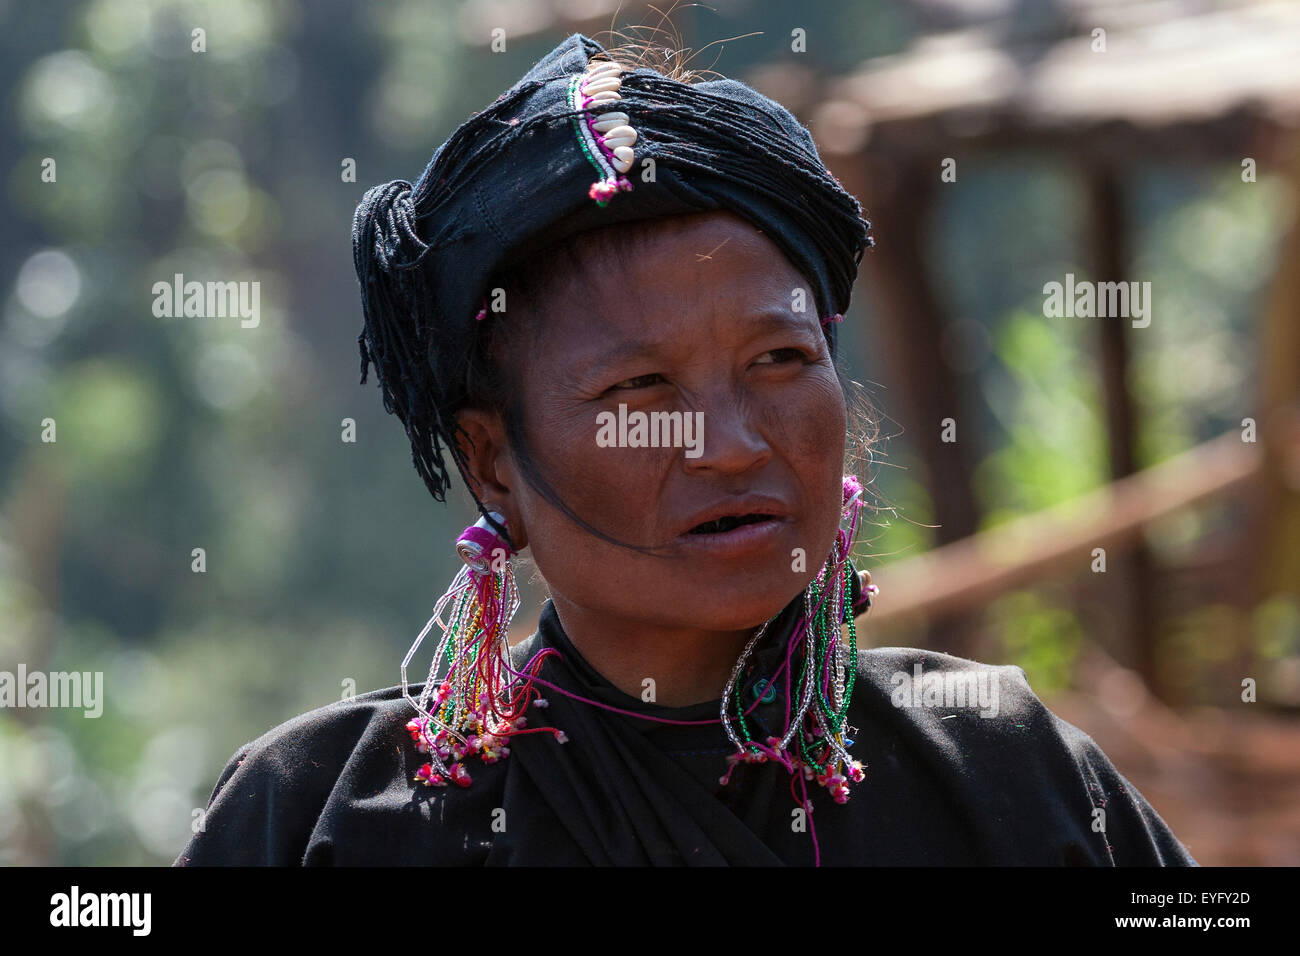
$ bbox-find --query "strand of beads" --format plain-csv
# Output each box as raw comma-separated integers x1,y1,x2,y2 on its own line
718,545,866,805
798,562,864,803
566,58,636,206
403,543,561,788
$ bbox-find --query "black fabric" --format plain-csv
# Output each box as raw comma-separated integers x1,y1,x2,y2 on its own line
352,32,872,504
174,592,1197,867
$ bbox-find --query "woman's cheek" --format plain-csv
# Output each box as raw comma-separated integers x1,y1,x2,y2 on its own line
763,372,846,546
525,408,667,545
760,370,846,466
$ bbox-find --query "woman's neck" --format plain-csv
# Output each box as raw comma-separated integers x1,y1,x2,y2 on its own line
548,596,762,707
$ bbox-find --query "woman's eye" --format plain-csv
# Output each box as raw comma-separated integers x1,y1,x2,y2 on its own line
753,347,807,365
610,373,664,391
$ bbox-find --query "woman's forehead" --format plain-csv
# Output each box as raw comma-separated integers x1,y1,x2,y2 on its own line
576,208,771,256
492,213,818,364
558,212,806,299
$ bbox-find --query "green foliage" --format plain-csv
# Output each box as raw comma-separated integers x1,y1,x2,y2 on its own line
986,590,1084,696
974,309,1109,525
1132,169,1289,465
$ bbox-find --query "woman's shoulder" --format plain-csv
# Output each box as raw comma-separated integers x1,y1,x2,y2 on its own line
856,645,1034,714
854,644,1094,755
219,683,416,778
854,645,1197,864
174,683,422,866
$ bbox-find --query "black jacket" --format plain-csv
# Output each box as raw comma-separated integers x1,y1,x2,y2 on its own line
175,598,1197,866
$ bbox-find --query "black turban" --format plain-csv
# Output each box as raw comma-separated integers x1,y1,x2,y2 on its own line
352,32,872,506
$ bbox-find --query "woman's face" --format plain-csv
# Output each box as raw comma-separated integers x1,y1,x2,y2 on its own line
468,210,847,632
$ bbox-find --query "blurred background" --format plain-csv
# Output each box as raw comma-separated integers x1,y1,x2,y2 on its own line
1,0,1297,865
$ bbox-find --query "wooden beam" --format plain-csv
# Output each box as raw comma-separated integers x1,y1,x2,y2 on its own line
865,430,1263,626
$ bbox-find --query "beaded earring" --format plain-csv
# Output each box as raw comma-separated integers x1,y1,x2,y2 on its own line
718,475,872,805
401,511,562,788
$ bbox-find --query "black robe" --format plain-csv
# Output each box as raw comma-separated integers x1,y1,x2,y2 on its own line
174,589,1197,866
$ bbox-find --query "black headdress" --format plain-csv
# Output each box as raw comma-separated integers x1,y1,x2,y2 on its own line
352,33,872,507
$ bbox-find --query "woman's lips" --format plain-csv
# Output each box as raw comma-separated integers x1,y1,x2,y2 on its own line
673,515,791,557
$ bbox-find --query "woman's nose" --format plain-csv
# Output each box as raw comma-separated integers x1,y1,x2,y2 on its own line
680,394,772,475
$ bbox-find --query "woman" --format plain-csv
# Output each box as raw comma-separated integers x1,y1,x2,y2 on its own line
175,33,1195,866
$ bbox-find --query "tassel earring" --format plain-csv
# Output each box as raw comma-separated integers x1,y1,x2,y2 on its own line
401,510,561,788
719,475,871,804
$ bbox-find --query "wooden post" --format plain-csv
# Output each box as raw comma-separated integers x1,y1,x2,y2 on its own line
1085,164,1163,698
856,156,982,655
1245,134,1300,662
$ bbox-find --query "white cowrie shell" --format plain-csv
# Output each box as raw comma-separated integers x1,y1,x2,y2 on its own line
582,76,622,95
586,90,622,104
612,146,634,169
592,112,629,132
586,60,623,78
600,125,637,148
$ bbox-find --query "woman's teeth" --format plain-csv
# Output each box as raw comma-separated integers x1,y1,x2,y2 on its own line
688,513,771,535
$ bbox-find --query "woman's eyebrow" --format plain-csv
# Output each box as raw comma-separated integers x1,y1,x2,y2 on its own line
578,338,665,381
746,308,820,338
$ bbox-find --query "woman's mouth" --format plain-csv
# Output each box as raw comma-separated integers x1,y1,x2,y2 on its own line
677,513,789,557
687,512,774,535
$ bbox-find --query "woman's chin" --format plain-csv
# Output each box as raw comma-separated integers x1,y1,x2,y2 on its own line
644,578,806,633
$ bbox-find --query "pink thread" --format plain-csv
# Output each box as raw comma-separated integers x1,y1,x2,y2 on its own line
589,179,632,204
498,655,774,727
797,760,821,866
459,525,511,557
842,474,864,505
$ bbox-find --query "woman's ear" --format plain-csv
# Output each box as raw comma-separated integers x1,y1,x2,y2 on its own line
454,407,529,550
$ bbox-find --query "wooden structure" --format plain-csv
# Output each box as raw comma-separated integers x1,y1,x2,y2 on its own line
738,0,1300,694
